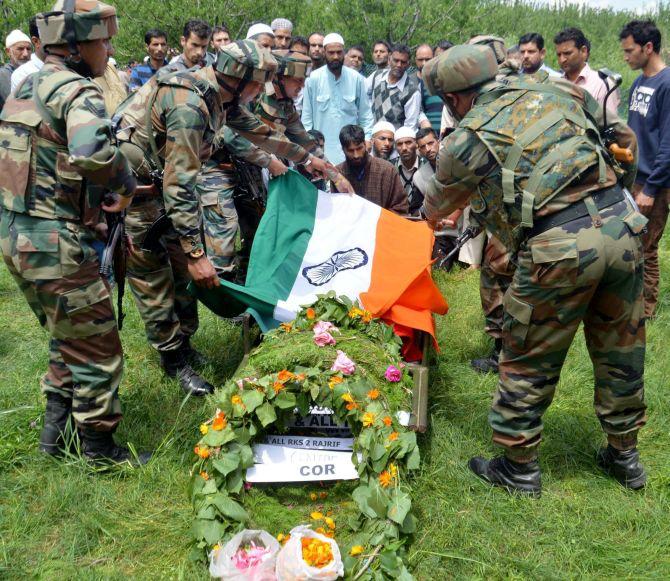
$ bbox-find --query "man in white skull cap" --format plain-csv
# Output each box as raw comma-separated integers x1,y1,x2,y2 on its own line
301,32,374,164
246,23,275,49
0,30,32,108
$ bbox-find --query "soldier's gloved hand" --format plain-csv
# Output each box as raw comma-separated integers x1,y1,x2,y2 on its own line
187,255,220,289
268,157,288,177
102,193,133,213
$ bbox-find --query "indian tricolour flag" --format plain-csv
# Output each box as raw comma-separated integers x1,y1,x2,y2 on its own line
195,170,448,359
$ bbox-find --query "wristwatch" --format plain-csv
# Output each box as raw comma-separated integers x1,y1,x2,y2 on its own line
188,247,205,259
181,235,205,258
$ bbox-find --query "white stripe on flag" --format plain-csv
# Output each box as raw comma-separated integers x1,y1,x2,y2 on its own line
273,191,382,321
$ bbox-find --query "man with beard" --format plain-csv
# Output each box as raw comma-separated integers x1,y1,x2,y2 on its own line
163,19,212,74
394,127,422,213
129,28,168,90
0,30,32,109
302,33,374,164
246,23,275,50
370,120,395,159
518,32,559,76
308,32,325,70
367,43,420,130
335,124,407,214
271,19,293,49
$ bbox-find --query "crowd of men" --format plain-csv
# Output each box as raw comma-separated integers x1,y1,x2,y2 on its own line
0,2,667,497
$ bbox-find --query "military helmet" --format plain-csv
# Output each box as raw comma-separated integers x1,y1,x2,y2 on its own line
215,39,277,83
423,44,498,98
272,49,312,79
37,0,119,48
467,35,507,65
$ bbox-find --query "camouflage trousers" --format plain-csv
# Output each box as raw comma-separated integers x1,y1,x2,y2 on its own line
489,199,648,459
125,199,198,353
0,211,123,430
197,163,239,275
480,235,515,340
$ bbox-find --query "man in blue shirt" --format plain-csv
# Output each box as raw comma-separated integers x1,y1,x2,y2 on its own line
301,33,374,164
129,29,168,91
621,19,670,319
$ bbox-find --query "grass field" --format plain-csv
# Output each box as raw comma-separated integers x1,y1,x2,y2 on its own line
1,236,669,579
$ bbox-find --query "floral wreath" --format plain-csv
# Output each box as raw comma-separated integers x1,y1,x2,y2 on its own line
190,293,420,579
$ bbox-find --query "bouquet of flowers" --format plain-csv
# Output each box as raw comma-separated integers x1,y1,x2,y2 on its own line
210,529,280,580
275,525,344,580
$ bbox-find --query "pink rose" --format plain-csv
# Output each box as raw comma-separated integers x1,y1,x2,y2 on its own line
331,350,356,375
313,331,336,347
313,320,337,334
385,365,401,382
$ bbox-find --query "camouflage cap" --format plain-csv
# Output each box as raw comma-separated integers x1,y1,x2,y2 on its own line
215,39,278,84
467,35,507,65
423,44,498,97
37,0,118,47
272,49,312,79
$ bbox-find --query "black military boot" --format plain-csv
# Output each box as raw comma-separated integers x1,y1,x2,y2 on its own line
471,338,502,374
469,455,542,497
39,393,74,456
81,428,152,467
179,337,208,368
596,445,647,490
160,349,214,397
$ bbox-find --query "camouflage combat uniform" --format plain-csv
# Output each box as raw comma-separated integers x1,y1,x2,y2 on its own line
424,46,647,461
114,44,313,354
0,53,135,434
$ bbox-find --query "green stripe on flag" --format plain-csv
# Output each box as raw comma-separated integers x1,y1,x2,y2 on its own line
192,170,319,331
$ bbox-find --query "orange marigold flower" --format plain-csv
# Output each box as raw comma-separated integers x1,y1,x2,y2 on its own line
310,511,324,520
199,423,209,435
361,310,373,323
341,392,354,403
315,526,326,535
301,537,334,568
295,373,306,381
277,369,294,382
350,545,364,556
346,402,358,411
362,412,375,427
319,491,328,499
277,533,290,543
379,470,392,487
328,375,344,390
199,470,209,480
367,388,380,400
310,492,318,501
195,445,210,459
388,431,399,441
279,322,293,332
306,307,316,320
231,395,243,406
382,416,392,427
211,411,227,431
324,516,336,530
389,463,398,478
348,307,362,319
273,381,286,394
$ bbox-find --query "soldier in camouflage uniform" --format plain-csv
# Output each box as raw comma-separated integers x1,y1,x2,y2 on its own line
114,41,333,395
0,0,150,465
199,49,352,278
423,45,647,495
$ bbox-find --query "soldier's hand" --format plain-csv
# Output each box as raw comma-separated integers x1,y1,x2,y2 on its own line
187,255,220,289
102,193,133,213
268,158,288,177
332,174,355,194
635,191,655,216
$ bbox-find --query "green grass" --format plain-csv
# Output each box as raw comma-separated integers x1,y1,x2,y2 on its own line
1,235,669,579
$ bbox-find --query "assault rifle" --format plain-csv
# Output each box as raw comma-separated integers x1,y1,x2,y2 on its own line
434,226,481,270
598,68,634,164
232,157,267,212
99,210,127,330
